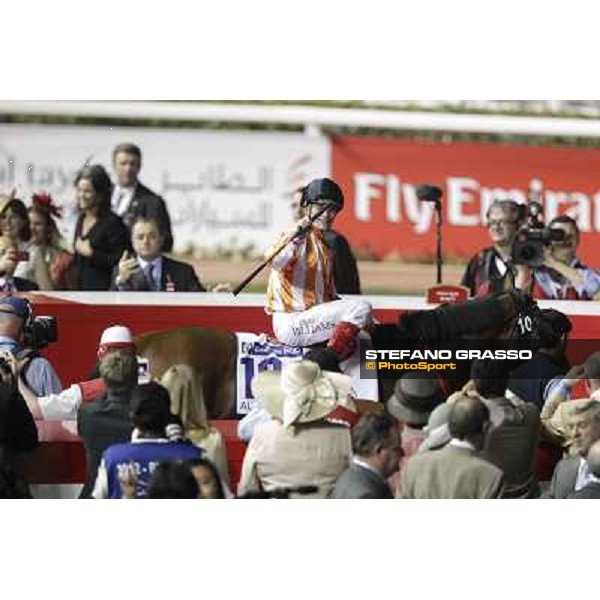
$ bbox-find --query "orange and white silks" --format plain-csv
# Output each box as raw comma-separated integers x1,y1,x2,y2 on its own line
266,226,337,315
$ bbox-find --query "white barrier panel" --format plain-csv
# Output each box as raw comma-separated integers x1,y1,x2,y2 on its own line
236,333,304,414
0,124,330,254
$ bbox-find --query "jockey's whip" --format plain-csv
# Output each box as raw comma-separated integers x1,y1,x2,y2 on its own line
232,202,335,296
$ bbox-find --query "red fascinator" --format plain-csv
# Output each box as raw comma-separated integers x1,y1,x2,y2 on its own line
32,192,63,219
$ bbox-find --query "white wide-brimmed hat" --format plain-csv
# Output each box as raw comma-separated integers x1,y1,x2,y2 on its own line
251,360,356,428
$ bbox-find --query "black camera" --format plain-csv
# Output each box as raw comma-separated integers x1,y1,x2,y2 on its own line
23,316,57,351
512,227,566,267
511,190,565,267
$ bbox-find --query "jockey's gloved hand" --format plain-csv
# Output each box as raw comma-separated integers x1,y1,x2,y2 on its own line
288,216,312,239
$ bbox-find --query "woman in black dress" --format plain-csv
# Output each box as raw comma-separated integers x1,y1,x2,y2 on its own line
73,164,129,290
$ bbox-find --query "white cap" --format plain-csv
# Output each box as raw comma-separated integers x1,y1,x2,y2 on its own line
99,325,133,346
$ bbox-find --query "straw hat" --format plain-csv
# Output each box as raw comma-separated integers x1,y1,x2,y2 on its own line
251,360,356,428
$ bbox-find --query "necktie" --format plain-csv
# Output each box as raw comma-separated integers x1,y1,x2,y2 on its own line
146,264,158,291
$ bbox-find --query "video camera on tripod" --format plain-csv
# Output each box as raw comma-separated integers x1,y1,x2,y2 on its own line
511,179,565,267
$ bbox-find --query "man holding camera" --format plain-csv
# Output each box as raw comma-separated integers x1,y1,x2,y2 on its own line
111,216,205,292
0,296,61,396
461,200,522,297
516,215,600,300
0,236,38,293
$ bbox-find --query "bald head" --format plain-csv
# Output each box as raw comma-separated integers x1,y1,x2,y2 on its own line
448,395,490,446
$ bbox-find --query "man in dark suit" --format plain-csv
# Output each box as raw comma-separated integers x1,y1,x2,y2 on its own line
111,143,174,252
567,439,600,499
77,349,138,498
400,395,504,499
111,216,205,292
331,413,401,499
545,400,600,498
471,359,541,498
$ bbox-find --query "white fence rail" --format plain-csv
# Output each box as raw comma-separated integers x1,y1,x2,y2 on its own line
2,101,600,138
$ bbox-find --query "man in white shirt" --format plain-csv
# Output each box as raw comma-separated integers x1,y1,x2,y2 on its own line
14,325,136,420
111,143,174,252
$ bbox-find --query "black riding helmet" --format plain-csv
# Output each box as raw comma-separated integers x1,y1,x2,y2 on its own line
301,178,344,211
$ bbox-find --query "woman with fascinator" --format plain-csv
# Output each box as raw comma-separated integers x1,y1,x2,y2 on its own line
0,193,36,288
27,192,75,290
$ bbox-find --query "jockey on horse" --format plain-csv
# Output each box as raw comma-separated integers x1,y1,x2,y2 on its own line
264,177,377,400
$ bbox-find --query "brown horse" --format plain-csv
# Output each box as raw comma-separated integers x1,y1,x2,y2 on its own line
135,327,237,418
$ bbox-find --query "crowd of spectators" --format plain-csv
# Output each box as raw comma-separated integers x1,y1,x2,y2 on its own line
1,307,598,499
0,143,204,293
2,146,600,499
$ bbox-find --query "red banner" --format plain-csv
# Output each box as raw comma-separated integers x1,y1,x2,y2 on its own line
331,136,600,265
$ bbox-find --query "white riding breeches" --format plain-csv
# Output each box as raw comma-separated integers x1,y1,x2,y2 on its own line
271,298,372,348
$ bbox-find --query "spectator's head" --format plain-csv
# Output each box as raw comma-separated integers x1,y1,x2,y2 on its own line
146,461,199,499
351,413,402,478
537,309,572,355
569,401,600,458
99,349,138,394
290,187,306,221
112,143,142,188
189,457,225,499
97,325,136,359
471,358,508,399
386,372,442,428
548,215,579,264
160,364,208,432
130,381,172,437
584,352,600,393
586,439,600,479
485,200,521,249
75,164,112,216
28,193,63,248
0,198,31,243
0,236,20,279
131,217,164,262
448,395,491,451
0,295,30,340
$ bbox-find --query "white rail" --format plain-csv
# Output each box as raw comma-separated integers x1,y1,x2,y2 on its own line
2,101,600,138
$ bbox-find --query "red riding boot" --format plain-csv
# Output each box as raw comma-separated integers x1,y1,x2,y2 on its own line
327,321,360,361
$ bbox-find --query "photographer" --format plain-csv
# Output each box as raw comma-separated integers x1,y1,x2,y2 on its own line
0,351,39,498
517,216,600,300
0,296,61,396
461,200,522,297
